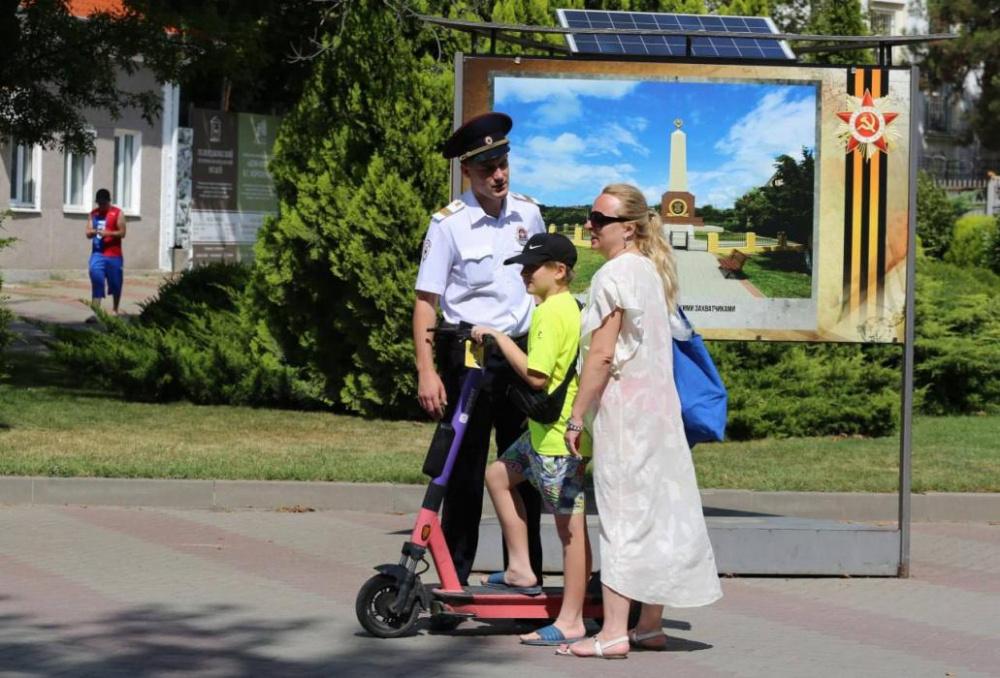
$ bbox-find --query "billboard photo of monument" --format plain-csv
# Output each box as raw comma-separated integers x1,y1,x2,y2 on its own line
496,76,817,310
461,57,913,342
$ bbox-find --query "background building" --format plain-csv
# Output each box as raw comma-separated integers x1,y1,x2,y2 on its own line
861,0,999,199
1,1,181,279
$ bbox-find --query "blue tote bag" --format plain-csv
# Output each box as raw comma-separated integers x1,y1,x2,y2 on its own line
672,309,727,445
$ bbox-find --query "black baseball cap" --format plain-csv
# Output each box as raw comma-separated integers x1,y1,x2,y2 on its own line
504,233,578,268
442,112,512,163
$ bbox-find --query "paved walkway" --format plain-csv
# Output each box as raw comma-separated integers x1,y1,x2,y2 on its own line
674,250,760,300
0,505,996,677
3,274,167,353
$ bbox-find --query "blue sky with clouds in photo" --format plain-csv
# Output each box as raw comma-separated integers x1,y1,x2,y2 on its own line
494,76,817,209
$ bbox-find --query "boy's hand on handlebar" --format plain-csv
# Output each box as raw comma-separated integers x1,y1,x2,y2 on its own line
417,369,447,420
470,325,500,344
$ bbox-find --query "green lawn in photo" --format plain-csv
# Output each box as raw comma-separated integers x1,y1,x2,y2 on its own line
2,352,997,492
739,250,812,298
570,245,603,294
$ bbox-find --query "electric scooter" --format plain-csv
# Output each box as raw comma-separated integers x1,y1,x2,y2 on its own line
355,325,605,638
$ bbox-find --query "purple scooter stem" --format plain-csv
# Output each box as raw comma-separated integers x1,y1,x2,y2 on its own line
431,365,485,488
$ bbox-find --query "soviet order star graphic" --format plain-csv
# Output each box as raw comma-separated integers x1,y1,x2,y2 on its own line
836,89,900,159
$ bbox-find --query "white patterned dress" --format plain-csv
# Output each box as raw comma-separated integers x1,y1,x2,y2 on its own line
580,251,722,607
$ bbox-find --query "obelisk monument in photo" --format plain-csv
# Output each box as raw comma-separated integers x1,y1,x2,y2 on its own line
660,119,703,226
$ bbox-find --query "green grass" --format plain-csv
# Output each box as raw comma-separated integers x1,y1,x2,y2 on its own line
570,245,603,294
2,352,997,491
740,251,812,298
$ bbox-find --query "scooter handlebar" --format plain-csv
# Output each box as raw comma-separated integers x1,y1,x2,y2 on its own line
427,326,497,347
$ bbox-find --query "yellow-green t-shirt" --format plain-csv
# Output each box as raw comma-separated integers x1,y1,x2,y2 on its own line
525,291,592,458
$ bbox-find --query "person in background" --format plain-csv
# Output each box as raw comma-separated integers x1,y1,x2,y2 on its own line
85,188,126,320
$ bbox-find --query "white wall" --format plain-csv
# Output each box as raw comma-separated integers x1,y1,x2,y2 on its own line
0,69,176,274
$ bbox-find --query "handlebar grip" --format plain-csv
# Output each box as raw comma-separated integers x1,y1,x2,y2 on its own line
428,325,471,340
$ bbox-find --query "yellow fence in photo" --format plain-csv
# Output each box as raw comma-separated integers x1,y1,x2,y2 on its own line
705,231,807,255
548,223,807,253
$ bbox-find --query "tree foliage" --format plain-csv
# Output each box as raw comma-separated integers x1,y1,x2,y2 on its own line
0,0,181,154
249,1,458,417
711,341,899,439
0,1,331,154
733,149,813,244
134,0,329,113
944,214,999,269
52,264,320,407
914,259,1000,415
990,222,1000,274
802,0,872,66
922,0,1000,151
916,171,961,258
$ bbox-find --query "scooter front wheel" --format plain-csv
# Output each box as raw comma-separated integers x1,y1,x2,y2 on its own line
356,574,421,638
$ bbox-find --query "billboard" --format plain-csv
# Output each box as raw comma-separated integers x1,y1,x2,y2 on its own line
190,108,280,257
459,56,913,343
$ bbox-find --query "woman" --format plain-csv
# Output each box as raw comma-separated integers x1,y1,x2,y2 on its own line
560,184,722,659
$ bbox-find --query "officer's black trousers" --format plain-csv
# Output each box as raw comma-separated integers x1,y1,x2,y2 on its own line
437,334,543,586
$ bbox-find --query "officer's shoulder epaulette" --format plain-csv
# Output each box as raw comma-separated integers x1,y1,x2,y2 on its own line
509,191,540,206
431,199,466,222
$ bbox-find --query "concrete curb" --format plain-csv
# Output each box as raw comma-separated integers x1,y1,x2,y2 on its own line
1,476,998,522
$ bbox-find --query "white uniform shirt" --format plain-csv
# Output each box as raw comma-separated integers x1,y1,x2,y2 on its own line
415,189,546,336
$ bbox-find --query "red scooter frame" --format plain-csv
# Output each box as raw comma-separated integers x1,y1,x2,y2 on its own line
355,327,603,638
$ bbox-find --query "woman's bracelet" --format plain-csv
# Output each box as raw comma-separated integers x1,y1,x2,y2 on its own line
565,418,584,433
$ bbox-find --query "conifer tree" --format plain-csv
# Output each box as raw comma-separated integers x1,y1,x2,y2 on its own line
803,0,872,65
250,1,457,416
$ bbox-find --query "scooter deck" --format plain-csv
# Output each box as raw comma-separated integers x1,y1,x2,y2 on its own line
430,585,604,620
432,585,571,601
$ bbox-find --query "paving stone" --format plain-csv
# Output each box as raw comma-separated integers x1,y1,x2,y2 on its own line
1,506,997,677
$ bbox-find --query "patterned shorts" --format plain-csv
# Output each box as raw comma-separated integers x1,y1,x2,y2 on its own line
499,431,587,515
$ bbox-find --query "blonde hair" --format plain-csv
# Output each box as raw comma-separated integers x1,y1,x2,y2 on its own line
543,260,575,285
600,183,680,312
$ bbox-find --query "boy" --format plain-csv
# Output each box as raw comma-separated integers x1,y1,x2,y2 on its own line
472,232,593,646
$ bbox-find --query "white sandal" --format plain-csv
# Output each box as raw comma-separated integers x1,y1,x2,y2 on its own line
556,635,629,659
629,628,668,650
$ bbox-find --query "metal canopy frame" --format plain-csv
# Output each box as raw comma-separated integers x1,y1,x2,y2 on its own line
417,14,956,66
433,12,954,577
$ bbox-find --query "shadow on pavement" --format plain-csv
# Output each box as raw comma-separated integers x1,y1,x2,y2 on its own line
408,617,711,653
0,601,549,677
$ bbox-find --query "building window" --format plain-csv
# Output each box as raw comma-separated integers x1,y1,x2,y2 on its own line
869,9,895,35
114,131,141,213
63,148,94,210
926,91,949,133
10,141,41,210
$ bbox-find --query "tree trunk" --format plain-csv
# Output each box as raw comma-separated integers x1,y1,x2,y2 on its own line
221,77,232,112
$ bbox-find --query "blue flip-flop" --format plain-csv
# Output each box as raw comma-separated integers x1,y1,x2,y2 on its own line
520,623,586,646
481,571,542,596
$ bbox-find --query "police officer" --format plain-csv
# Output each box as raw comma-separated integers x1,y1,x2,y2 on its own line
413,112,545,585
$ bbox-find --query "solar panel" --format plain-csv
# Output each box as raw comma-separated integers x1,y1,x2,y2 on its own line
556,9,795,60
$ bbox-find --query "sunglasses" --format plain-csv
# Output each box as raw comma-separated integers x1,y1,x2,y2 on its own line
587,211,627,230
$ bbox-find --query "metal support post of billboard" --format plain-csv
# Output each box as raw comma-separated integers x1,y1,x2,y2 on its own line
450,53,465,200
898,65,920,578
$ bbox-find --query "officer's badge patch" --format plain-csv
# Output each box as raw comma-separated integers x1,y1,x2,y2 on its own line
422,238,431,261
516,227,528,246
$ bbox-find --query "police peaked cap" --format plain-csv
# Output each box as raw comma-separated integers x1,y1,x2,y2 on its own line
442,112,512,163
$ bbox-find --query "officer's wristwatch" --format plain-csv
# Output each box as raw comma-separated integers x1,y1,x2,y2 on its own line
565,418,584,433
